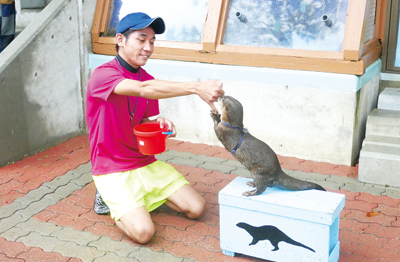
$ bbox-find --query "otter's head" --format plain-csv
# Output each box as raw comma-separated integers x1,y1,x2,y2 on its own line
236,222,246,229
218,96,244,127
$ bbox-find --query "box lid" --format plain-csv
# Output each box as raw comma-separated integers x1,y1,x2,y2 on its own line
219,177,345,225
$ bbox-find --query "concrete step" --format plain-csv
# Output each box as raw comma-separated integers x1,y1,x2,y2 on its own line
378,87,400,110
363,135,400,148
358,143,400,187
365,109,400,137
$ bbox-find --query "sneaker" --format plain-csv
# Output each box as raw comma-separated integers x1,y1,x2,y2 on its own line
93,190,110,215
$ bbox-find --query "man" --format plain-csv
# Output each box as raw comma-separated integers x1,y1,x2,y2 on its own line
86,12,224,244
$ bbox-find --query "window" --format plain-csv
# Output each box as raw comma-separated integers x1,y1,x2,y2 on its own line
224,0,348,51
383,0,400,72
105,0,208,43
92,0,383,75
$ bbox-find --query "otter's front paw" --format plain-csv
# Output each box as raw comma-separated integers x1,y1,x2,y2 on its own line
210,110,221,122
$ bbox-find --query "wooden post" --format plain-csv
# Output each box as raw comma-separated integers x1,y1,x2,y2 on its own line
202,0,223,52
342,0,368,61
375,0,387,41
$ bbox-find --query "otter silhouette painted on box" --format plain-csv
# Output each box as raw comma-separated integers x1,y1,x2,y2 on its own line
237,222,315,253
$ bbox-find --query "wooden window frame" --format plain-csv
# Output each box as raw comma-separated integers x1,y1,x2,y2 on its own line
92,0,383,75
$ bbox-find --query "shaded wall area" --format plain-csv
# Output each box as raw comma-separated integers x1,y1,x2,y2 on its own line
0,0,85,166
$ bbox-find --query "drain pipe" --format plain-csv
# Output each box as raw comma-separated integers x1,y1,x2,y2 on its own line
236,12,247,23
322,15,332,27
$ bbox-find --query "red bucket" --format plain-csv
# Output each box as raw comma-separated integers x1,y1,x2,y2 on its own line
133,122,169,155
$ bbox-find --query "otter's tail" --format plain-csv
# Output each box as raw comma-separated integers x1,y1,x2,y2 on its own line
275,170,325,191
284,238,316,253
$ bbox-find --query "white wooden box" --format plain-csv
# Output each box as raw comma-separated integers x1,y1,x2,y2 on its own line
219,177,345,262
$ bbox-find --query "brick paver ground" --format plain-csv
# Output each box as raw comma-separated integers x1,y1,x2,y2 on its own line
0,135,399,261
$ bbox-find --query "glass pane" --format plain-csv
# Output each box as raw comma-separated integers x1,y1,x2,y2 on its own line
223,0,349,51
105,0,208,43
395,4,400,67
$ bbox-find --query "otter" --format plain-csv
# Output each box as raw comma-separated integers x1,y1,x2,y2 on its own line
210,95,325,196
236,222,315,253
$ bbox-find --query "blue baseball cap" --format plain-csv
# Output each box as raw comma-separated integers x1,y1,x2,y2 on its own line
116,12,165,35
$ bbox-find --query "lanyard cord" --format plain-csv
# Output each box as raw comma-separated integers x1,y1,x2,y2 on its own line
127,70,140,118
128,96,139,118
221,121,248,155
115,56,140,120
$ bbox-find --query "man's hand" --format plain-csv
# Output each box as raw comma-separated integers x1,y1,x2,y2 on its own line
196,80,224,112
156,117,176,138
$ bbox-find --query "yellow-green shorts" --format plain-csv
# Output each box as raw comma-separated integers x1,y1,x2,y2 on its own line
92,160,189,221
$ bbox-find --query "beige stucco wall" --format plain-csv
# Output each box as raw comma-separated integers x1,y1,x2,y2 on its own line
154,60,381,166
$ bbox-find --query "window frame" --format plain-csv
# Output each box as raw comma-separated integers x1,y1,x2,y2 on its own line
92,0,382,75
382,0,400,73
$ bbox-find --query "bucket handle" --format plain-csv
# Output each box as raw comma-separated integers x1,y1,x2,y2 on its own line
162,131,173,135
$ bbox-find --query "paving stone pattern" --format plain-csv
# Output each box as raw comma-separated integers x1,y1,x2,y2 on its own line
0,136,399,261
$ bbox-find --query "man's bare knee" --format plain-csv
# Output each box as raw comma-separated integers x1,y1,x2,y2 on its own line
121,221,154,244
117,207,155,244
186,197,206,219
130,225,155,244
167,185,207,219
